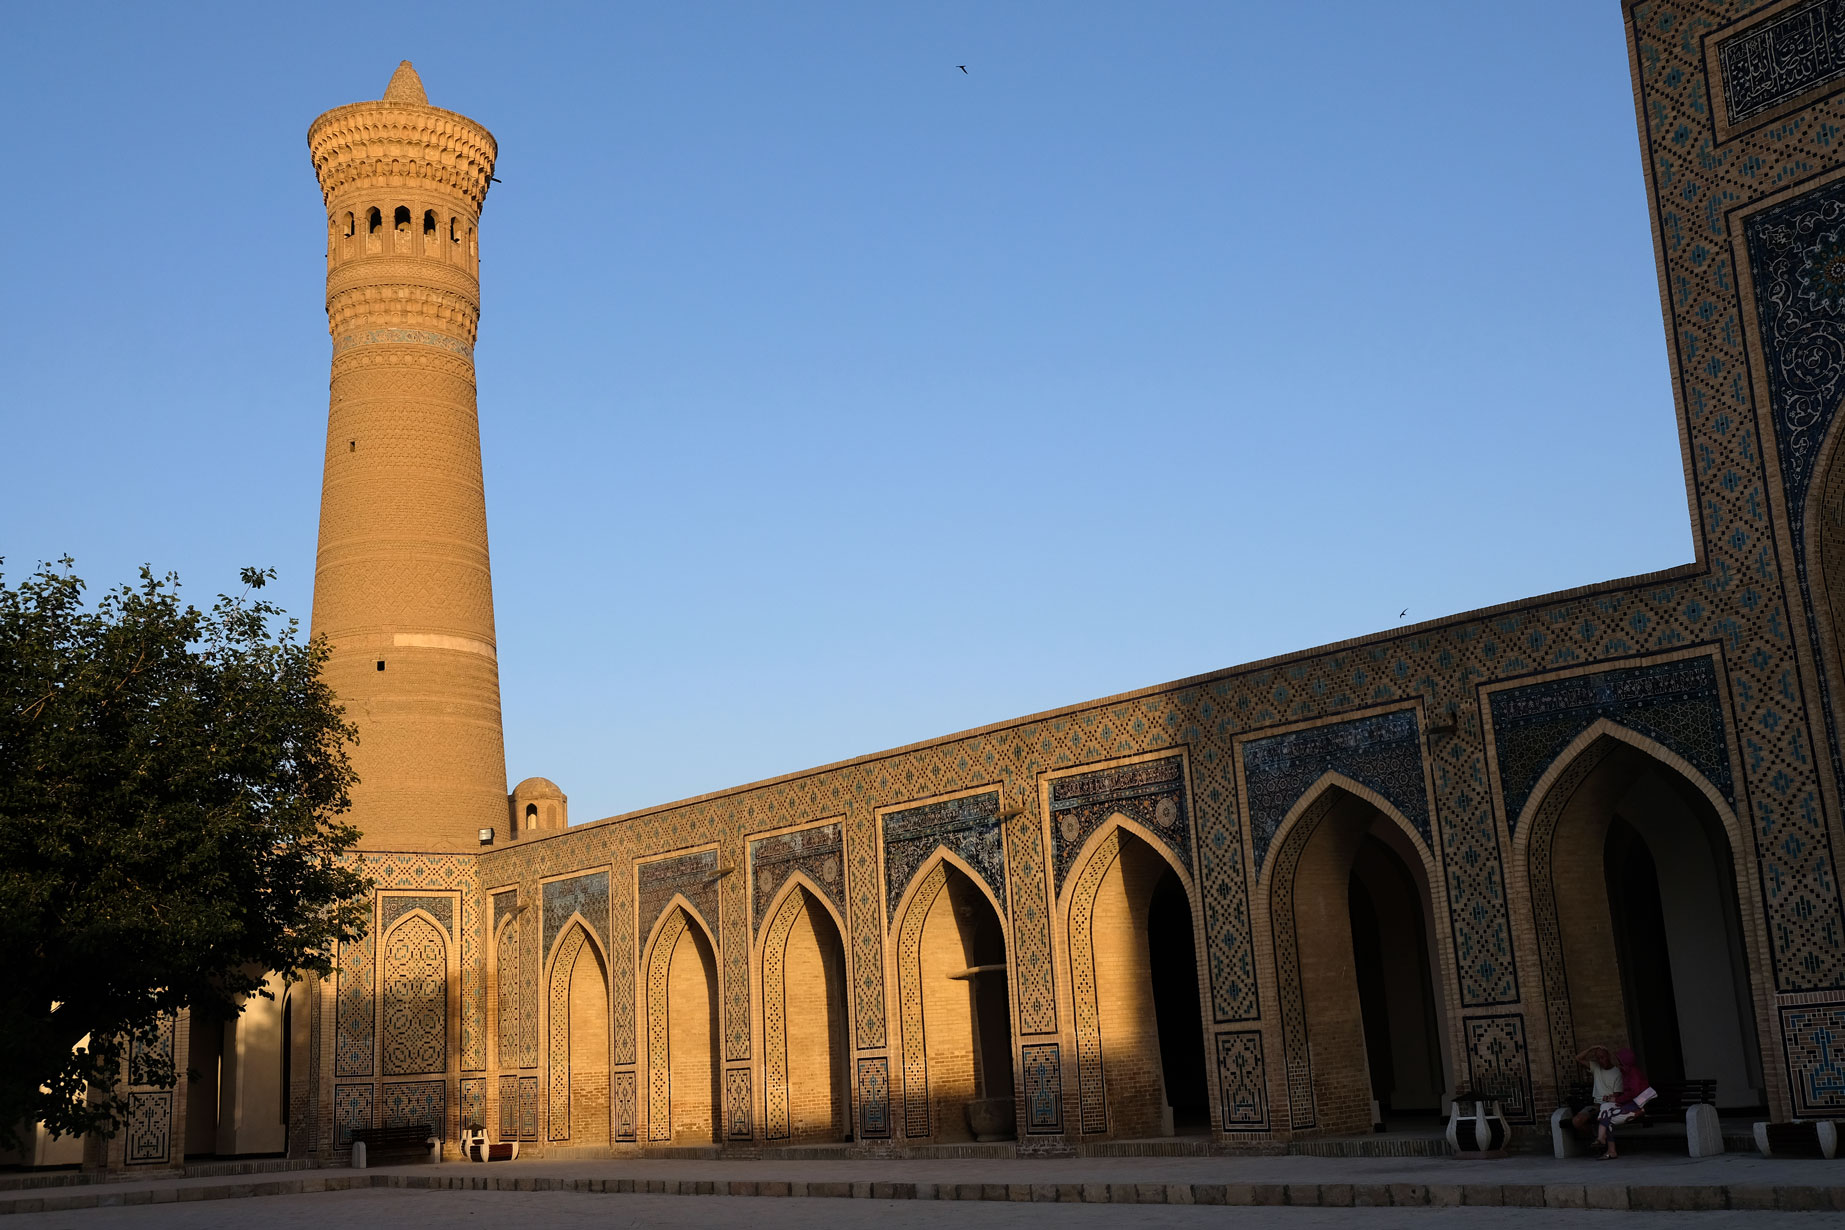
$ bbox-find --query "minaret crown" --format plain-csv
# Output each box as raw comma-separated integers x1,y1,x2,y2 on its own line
383,60,429,106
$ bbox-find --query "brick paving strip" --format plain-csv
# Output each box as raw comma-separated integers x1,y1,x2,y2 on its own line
4,1155,1842,1216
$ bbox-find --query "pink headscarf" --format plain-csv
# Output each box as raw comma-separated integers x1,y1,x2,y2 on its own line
1616,1047,1650,1099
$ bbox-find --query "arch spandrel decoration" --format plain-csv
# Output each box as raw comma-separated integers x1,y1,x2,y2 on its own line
1488,656,1732,832
381,912,447,1076
638,850,721,955
1048,755,1191,895
1240,709,1430,874
542,871,610,961
881,791,1005,920
750,822,846,934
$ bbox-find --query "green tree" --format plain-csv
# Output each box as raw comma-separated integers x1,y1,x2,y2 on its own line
0,560,369,1147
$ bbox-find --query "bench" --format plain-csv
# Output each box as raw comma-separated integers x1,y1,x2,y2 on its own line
461,1128,520,1162
1550,1078,1722,1157
351,1123,439,1167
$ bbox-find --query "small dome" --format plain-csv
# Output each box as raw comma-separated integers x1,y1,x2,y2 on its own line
383,60,429,106
511,776,565,798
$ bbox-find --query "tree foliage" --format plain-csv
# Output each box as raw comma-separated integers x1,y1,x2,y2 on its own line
0,560,369,1147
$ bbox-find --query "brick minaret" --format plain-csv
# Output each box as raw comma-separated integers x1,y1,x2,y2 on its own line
307,62,507,852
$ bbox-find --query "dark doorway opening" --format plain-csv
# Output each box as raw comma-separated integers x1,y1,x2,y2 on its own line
1605,816,1686,1087
1147,869,1210,1134
1348,833,1445,1123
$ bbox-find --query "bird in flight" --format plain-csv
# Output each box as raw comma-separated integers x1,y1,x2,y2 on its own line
1399,608,1409,619
958,65,968,73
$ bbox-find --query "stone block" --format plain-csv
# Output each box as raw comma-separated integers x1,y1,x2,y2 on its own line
1545,1185,1587,1208
1549,1106,1582,1158
1583,1184,1629,1210
1685,1104,1723,1157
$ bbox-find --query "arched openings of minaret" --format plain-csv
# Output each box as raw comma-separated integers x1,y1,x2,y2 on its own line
423,209,437,236
366,207,382,254
393,206,413,254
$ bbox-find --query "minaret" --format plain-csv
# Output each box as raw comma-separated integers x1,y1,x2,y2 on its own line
307,62,507,852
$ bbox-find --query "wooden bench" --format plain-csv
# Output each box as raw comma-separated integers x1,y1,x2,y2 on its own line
1550,1077,1722,1157
351,1123,438,1167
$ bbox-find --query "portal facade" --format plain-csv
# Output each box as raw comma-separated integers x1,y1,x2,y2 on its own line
86,1,1845,1169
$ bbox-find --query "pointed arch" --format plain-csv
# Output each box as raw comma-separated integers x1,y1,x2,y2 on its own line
1511,718,1767,1104
380,909,447,1076
757,877,851,1142
543,917,609,1142
892,847,1013,1141
1062,813,1202,1135
642,901,721,1142
1262,774,1451,1133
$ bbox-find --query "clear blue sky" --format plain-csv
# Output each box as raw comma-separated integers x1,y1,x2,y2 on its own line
2,2,1684,825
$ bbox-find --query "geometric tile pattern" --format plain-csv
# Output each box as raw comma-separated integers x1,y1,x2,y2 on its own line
1489,655,1731,830
1068,827,1122,1134
1004,807,1057,1036
459,1076,486,1134
497,1074,519,1140
335,928,375,1078
334,1083,373,1147
125,1092,171,1165
1048,755,1191,893
381,913,446,1075
1781,1001,1845,1114
725,1067,752,1139
1241,709,1429,873
638,851,719,950
128,1013,175,1087
1461,1014,1533,1125
1719,0,1845,125
381,894,454,938
495,909,525,1071
381,1079,445,1138
1640,0,1845,999
896,861,949,1138
1020,1042,1063,1134
542,871,610,965
882,790,1004,919
856,1055,891,1139
750,821,845,933
848,811,888,1048
1214,1030,1267,1131
614,1070,638,1141
518,1076,539,1141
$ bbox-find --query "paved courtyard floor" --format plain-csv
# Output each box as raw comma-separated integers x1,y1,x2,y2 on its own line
7,1187,1845,1229
3,1150,1842,1221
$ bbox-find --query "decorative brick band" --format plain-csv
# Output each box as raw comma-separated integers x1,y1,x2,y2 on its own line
332,328,473,358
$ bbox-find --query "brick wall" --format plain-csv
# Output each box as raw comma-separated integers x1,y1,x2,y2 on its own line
667,924,720,1143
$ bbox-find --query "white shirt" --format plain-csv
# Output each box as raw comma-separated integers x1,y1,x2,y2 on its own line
1587,1061,1622,1099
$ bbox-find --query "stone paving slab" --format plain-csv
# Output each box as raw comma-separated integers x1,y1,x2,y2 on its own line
2,1153,1841,1216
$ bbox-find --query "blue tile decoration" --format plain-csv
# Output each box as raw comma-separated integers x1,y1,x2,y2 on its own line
725,1068,753,1139
1489,656,1730,831
1214,1031,1267,1131
497,1074,519,1140
128,1013,174,1086
381,1079,446,1137
750,821,845,932
882,790,1004,917
334,1083,373,1147
518,1076,539,1140
542,871,610,959
1020,1042,1062,1134
459,1077,486,1135
638,849,721,943
1462,1014,1534,1124
856,1056,891,1138
1049,756,1191,894
1781,1002,1845,1114
1242,709,1429,871
1719,0,1845,125
335,929,375,1078
382,893,454,937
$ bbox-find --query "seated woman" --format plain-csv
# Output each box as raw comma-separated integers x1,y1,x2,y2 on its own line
1571,1046,1622,1140
1594,1048,1656,1160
